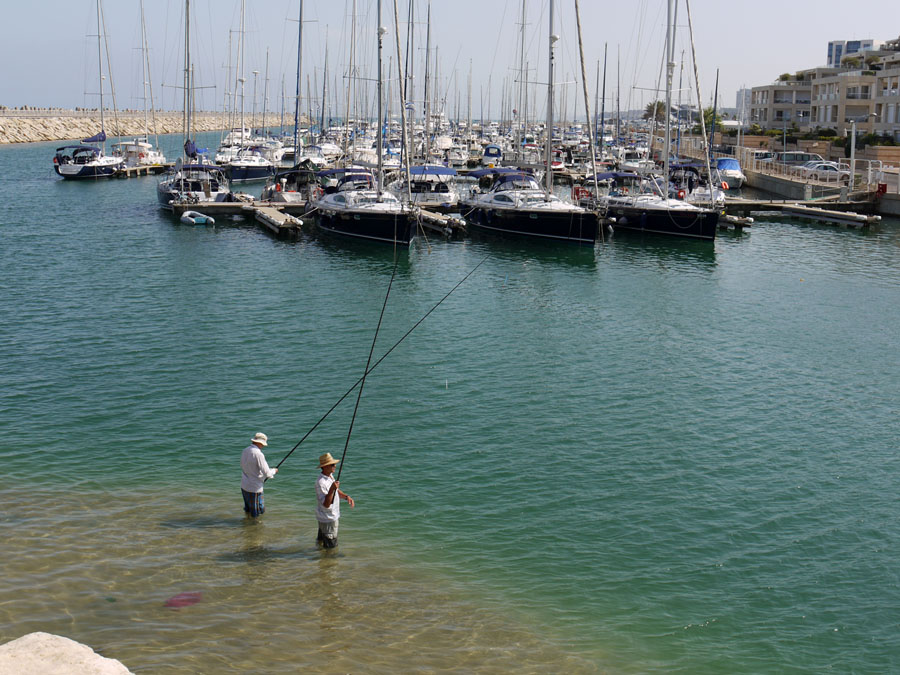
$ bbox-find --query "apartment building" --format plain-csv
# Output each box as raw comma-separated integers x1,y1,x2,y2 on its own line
749,75,813,129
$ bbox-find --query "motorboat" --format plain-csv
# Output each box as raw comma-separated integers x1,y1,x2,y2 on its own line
111,138,165,168
714,157,746,189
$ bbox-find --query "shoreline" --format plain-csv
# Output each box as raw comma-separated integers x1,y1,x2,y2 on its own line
0,110,299,145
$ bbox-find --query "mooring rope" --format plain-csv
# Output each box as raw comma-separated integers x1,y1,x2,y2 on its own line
274,254,489,471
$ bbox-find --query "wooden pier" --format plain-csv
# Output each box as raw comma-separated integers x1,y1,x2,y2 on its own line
724,195,881,228
252,206,303,237
115,164,169,178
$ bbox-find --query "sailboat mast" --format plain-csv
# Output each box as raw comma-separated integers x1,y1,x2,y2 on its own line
320,38,328,142
183,0,191,154
544,0,556,199
294,0,303,155
376,0,384,196
262,48,270,135
96,0,105,151
600,46,607,156
663,0,673,186
518,0,526,158
423,0,431,163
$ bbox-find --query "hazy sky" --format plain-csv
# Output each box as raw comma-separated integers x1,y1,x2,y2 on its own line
1,0,894,119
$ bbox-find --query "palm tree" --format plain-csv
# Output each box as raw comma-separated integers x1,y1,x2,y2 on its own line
643,100,668,123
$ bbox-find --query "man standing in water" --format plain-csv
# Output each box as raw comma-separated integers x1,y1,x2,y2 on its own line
316,453,354,548
241,432,277,517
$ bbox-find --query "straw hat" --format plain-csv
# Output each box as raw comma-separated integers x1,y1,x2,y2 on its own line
318,452,340,468
251,432,268,447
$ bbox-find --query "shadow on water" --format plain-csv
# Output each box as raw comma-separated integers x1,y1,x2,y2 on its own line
217,519,337,564
602,229,717,270
467,230,599,270
305,225,416,273
160,516,245,529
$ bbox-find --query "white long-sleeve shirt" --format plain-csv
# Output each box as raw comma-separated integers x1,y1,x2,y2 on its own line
241,444,276,493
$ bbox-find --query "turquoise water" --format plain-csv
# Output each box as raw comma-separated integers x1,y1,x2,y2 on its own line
2,133,900,672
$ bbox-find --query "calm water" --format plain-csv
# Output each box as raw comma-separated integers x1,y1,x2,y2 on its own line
2,133,900,673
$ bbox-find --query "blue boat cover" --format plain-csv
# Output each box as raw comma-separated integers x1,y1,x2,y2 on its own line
716,158,741,170
82,130,106,144
406,165,457,176
584,172,642,181
468,167,523,178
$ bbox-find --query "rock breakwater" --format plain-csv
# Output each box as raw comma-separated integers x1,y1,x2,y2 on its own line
0,110,283,144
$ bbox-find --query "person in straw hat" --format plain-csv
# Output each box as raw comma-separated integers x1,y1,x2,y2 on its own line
315,452,354,548
241,432,278,517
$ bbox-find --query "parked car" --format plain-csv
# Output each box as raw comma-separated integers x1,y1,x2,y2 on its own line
774,151,824,167
800,162,850,182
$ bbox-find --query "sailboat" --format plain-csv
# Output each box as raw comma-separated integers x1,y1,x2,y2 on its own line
157,0,229,208
111,0,166,168
313,0,415,245
53,0,124,180
461,0,597,245
593,0,718,240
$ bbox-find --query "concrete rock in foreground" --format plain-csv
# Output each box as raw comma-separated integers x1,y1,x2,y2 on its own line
0,632,132,675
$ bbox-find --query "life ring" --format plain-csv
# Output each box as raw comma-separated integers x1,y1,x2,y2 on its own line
313,186,324,199
275,183,282,192
721,181,729,190
139,153,145,159
622,187,629,194
677,189,686,200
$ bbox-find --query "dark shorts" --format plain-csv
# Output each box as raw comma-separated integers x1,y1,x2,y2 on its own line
242,489,265,517
317,520,338,548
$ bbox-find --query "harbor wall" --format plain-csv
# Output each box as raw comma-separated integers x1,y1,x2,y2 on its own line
0,110,298,145
878,193,900,216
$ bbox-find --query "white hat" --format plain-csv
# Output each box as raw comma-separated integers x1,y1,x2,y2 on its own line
251,432,268,447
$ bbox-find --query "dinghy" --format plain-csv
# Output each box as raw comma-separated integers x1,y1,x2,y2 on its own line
180,211,215,226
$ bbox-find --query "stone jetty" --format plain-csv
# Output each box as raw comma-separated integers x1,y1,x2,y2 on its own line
0,108,301,144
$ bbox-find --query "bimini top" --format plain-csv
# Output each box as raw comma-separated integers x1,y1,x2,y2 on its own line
404,165,457,176
55,145,101,154
483,144,502,155
716,158,742,170
318,167,374,178
584,172,643,182
468,166,526,179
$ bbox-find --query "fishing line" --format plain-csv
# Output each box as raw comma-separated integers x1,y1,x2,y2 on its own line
274,254,489,471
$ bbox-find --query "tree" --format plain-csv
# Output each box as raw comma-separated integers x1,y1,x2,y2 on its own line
692,106,722,134
643,100,669,123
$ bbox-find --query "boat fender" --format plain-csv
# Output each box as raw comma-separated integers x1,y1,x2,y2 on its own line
721,181,729,190
275,183,282,192
677,189,686,200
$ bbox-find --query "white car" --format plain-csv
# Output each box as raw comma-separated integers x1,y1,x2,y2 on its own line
800,162,850,182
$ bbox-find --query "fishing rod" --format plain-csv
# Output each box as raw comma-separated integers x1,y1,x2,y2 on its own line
274,254,489,471
336,251,399,481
